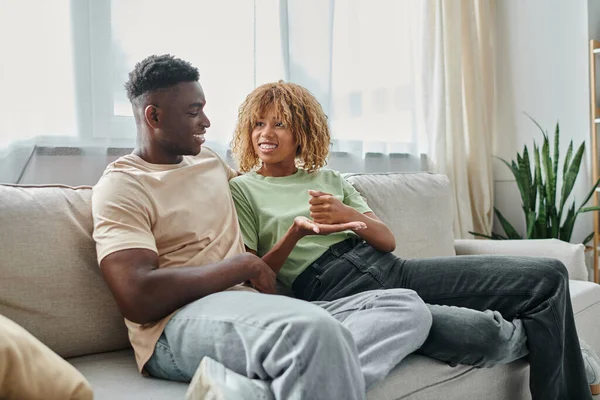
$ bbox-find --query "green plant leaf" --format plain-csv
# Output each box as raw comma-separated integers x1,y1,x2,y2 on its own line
576,178,600,214
583,232,595,244
559,202,576,242
541,132,556,210
469,231,495,240
560,142,585,216
525,210,536,238
495,156,517,177
536,184,547,239
580,205,600,213
518,146,533,211
550,207,559,238
532,143,540,209
494,207,523,239
524,112,547,137
553,121,559,189
563,140,573,179
468,231,510,240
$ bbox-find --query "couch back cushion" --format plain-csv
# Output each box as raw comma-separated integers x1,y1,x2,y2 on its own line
0,184,129,358
345,172,456,259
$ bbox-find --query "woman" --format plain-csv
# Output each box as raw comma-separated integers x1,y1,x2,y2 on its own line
229,81,592,400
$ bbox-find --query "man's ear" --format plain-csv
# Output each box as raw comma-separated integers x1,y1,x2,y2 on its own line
144,105,160,129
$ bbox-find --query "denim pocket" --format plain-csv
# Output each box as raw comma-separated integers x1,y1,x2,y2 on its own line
145,334,189,382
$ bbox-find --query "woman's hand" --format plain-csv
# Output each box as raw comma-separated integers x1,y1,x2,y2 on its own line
291,216,366,237
308,190,357,224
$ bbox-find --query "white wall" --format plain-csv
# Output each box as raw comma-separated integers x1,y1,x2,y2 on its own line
494,0,593,243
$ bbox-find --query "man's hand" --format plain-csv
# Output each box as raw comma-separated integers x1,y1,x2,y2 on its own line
308,190,356,224
292,216,366,237
244,253,277,295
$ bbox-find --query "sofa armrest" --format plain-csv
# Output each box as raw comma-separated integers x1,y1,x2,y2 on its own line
454,238,589,281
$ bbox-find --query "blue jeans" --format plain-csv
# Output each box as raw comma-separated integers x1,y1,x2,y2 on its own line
292,237,591,400
145,289,431,399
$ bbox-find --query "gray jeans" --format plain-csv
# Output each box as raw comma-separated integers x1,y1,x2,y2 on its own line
292,237,591,400
145,288,431,400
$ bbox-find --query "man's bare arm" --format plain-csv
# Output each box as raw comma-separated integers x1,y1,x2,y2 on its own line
100,249,275,324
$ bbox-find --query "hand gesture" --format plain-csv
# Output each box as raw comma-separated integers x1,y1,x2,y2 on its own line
292,216,366,237
243,253,277,294
308,190,354,224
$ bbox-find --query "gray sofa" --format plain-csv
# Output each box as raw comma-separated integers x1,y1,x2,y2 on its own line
2,172,600,400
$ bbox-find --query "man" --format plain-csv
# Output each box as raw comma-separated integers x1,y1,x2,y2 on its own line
92,54,432,400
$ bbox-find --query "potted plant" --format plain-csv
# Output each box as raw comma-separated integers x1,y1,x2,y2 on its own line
470,115,600,243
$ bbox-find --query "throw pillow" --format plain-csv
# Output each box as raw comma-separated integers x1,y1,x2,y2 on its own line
0,314,93,400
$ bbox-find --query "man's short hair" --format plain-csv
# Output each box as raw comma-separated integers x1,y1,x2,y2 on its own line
125,54,199,101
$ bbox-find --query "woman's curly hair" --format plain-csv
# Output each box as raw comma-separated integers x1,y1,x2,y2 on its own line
231,81,331,173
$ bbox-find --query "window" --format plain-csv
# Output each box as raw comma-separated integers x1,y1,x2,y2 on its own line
0,0,77,151
330,0,420,154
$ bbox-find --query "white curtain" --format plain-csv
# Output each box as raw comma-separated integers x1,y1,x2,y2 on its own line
0,1,77,163
101,0,284,156
281,0,425,174
0,0,496,239
281,0,496,238
415,0,496,238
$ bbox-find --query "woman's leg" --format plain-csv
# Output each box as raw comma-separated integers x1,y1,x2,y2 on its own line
293,238,590,400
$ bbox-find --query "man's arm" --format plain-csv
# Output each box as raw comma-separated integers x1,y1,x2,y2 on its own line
100,249,275,325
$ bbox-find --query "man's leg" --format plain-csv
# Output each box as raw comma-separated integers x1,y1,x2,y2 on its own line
313,289,432,390
145,291,366,400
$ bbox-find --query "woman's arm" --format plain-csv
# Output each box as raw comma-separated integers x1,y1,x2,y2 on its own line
343,210,396,252
308,190,396,253
250,217,367,274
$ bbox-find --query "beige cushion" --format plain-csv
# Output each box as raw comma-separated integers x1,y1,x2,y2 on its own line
345,172,456,259
0,184,129,358
454,238,588,281
0,314,94,400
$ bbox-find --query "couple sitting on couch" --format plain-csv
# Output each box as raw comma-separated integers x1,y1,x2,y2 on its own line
91,54,594,400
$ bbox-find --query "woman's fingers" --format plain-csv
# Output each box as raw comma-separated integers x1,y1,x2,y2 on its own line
318,221,366,234
295,216,320,233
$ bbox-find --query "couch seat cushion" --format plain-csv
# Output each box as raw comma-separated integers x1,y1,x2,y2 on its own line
570,280,600,355
68,350,187,400
69,349,530,400
367,355,529,400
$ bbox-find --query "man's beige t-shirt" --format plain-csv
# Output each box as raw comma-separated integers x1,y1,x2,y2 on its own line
92,147,255,372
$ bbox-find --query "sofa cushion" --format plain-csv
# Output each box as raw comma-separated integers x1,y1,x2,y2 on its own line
367,355,530,400
68,349,529,400
570,280,600,355
345,172,456,259
0,314,93,400
68,350,187,400
454,238,588,281
0,184,129,358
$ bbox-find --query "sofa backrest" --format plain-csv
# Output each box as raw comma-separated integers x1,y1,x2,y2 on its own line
0,172,456,357
0,184,130,358
345,172,456,259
